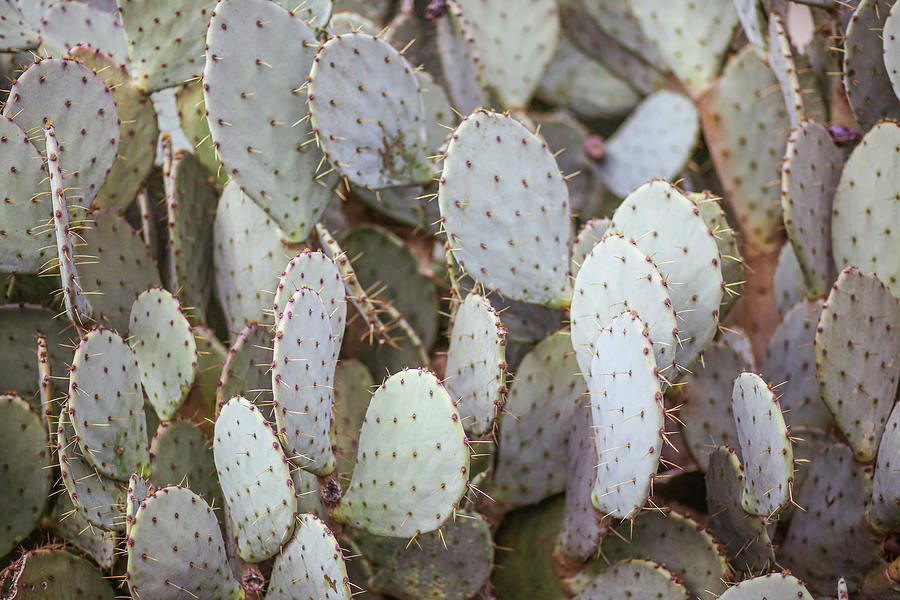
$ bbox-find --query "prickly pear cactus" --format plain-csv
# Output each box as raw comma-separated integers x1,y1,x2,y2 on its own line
267,514,352,600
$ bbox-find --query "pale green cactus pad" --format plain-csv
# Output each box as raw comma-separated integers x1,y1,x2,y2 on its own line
781,444,883,595
611,180,723,369
216,321,273,414
77,209,162,334
491,331,582,510
272,287,337,476
333,369,469,537
768,12,804,128
454,0,558,109
274,251,347,354
444,292,506,437
149,419,220,507
267,514,352,600
69,45,159,213
3,57,119,210
57,409,127,531
296,0,331,27
439,109,572,307
595,92,699,199
333,358,373,480
213,397,296,562
571,234,677,381
774,242,805,317
717,574,813,600
204,0,335,242
815,267,900,462
174,79,223,181
308,32,431,189
733,0,766,48
40,2,128,62
579,0,664,68
69,327,149,480
781,119,842,298
699,45,790,252
572,559,687,600
417,69,456,154
571,218,611,270
732,372,793,517
629,0,737,93
0,304,68,402
126,486,241,600
3,547,115,600
843,0,900,129
831,121,900,297
436,0,487,115
213,181,294,333
763,299,832,430
49,492,116,569
690,191,743,317
129,288,197,421
117,0,215,92
328,9,376,34
589,312,663,519
125,473,149,535
705,446,775,573
0,395,50,557
886,1,900,102
0,0,39,51
871,400,900,530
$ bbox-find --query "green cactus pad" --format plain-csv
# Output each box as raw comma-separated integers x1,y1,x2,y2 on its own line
815,267,900,462
680,330,754,470
781,119,842,298
354,182,439,231
831,121,900,297
129,288,197,421
192,327,226,409
732,372,793,516
418,70,455,154
117,0,214,92
611,180,723,369
572,559,687,600
490,332,581,510
871,401,900,530
213,181,294,333
768,12,805,128
717,574,814,600
40,2,127,62
571,234,677,380
68,45,159,213
297,0,331,27
57,409,127,531
705,446,775,573
733,0,766,48
435,1,487,115
49,492,117,569
579,0,664,69
328,9,376,34
333,368,469,537
571,218,611,270
127,486,241,600
698,45,790,252
125,472,150,535
4,57,119,210
216,321,273,414
204,0,335,242
2,547,115,600
444,292,506,437
537,36,640,120
591,508,728,599
886,2,900,102
69,327,149,480
589,312,664,519
174,79,223,181
0,0,39,51
308,33,431,189
774,242,805,317
149,419,220,506
532,111,602,217
274,251,347,354
595,92,699,199
0,116,54,274
164,150,217,319
780,444,883,595
272,287,337,476
334,358,373,480
454,0,558,109
213,396,297,561
763,300,832,430
439,109,572,307
0,304,67,403
268,514,352,600
555,401,605,563
77,209,162,334
843,0,900,129
690,191,743,317
0,395,51,557
629,0,737,93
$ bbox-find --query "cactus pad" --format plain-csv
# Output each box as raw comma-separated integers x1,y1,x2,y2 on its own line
444,293,506,437
272,287,338,476
267,514,352,600
149,419,220,507
216,321,273,414
871,400,900,530
439,109,572,307
204,0,334,242
0,0,39,51
40,2,127,62
691,191,743,317
435,1,487,115
0,304,67,405
213,397,296,561
815,267,900,462
69,327,149,480
333,369,469,537
333,358,373,479
843,0,900,129
717,574,814,600
571,218,611,270
886,1,900,102
3,547,115,600
49,492,116,569
774,242,805,316
571,559,687,600
127,486,241,600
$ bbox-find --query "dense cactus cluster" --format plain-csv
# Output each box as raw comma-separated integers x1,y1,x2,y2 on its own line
1,0,900,599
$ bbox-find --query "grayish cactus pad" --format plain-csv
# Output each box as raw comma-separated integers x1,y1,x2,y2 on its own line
267,514,353,600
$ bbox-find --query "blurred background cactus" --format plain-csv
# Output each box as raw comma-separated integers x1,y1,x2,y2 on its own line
0,0,899,599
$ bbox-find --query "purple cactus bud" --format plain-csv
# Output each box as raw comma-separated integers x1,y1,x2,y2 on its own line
827,125,863,146
425,0,448,20
584,135,606,160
